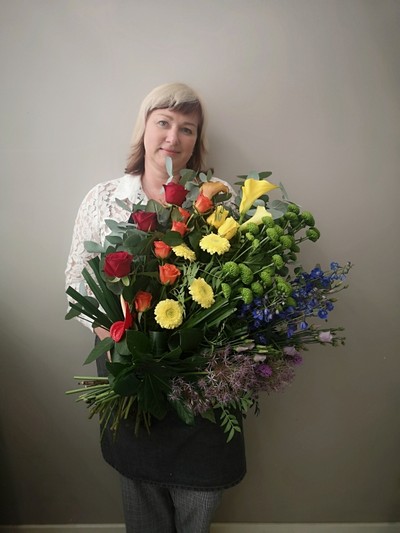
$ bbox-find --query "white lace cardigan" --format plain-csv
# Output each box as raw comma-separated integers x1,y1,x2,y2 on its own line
65,174,146,328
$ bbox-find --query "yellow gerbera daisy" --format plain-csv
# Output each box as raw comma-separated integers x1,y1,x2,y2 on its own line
199,234,230,255
172,244,196,262
189,278,215,308
154,299,183,329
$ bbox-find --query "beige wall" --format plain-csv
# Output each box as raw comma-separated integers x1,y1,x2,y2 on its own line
1,0,399,525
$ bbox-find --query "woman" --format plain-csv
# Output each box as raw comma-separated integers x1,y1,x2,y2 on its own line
65,83,246,533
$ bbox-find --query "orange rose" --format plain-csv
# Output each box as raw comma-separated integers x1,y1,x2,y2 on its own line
194,192,214,214
153,240,172,259
159,264,181,285
134,291,153,312
171,221,188,236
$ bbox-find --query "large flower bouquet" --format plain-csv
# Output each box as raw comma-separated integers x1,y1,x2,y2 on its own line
66,160,351,441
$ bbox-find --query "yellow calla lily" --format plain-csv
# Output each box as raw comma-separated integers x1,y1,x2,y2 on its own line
241,205,272,228
207,206,229,229
201,181,229,199
239,178,278,215
218,217,240,240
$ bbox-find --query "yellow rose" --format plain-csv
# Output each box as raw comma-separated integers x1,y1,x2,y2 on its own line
207,206,229,229
218,217,240,240
201,181,229,199
241,206,272,228
239,178,278,215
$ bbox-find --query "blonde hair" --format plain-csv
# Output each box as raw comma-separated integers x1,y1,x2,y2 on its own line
125,83,207,175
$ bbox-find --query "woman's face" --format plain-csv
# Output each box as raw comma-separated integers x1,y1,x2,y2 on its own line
143,108,199,176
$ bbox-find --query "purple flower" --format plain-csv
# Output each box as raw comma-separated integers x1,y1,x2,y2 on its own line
283,346,300,357
319,331,333,343
256,364,273,378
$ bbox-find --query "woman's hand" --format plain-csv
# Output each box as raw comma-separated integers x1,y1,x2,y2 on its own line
94,327,112,362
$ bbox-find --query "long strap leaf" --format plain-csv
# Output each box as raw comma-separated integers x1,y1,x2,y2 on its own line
66,287,112,328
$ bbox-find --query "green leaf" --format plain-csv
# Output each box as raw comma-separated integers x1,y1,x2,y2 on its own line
170,399,195,425
162,231,183,246
115,198,132,212
84,241,105,253
84,337,114,365
259,171,273,179
65,307,81,320
111,369,140,396
168,328,204,353
105,235,123,245
200,409,216,424
126,330,152,356
105,219,122,232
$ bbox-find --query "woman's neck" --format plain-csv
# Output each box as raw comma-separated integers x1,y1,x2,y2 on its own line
141,167,180,202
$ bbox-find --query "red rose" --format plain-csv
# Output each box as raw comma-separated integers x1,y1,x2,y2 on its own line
159,264,181,285
103,251,133,278
194,192,214,214
110,303,133,342
153,240,172,259
163,182,188,206
171,220,188,237
131,211,157,231
134,291,152,312
178,207,191,223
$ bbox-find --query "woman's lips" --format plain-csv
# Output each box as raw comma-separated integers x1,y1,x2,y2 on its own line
161,147,179,155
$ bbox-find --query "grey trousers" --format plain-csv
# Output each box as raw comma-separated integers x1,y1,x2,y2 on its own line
120,475,223,533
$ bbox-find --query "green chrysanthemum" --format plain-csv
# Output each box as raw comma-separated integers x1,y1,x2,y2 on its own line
222,261,240,279
306,227,320,242
301,211,315,226
272,254,284,270
221,283,232,298
251,281,264,296
189,278,215,308
154,299,183,329
239,264,254,285
199,234,230,255
172,244,196,262
239,287,253,304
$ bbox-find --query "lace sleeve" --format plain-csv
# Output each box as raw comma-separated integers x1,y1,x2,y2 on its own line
65,184,102,329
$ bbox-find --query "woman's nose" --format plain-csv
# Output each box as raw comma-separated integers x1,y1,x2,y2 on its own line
166,126,178,144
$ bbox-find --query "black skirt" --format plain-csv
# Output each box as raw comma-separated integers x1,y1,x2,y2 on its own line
96,350,246,490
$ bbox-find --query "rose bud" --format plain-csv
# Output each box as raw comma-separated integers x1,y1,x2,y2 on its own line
163,182,188,206
177,207,191,223
134,291,153,312
171,220,188,237
159,264,181,285
153,240,172,259
103,251,133,278
131,210,157,231
194,192,213,214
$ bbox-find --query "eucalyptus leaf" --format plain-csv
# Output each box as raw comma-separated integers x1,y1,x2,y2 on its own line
165,156,173,177
106,235,123,245
259,171,273,179
270,200,289,214
84,241,105,253
115,198,132,212
105,219,121,232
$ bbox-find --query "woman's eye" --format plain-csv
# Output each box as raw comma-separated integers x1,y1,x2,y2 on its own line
157,120,168,127
181,127,193,135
